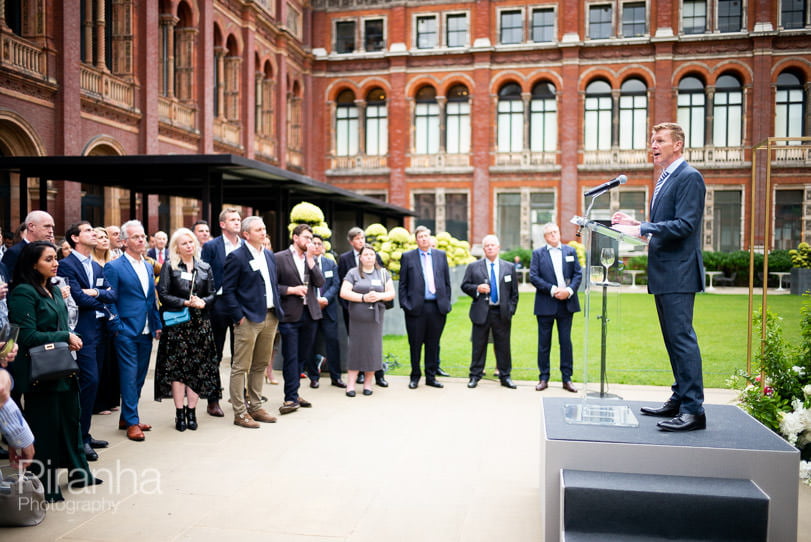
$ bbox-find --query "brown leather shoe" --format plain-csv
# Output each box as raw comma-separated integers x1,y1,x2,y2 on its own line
535,380,549,391
234,412,260,429
207,403,225,417
248,408,277,423
119,421,152,431
126,425,145,441
279,401,300,415
562,381,578,393
297,397,312,408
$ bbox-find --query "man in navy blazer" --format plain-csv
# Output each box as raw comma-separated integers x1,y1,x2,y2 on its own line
530,222,582,393
220,217,284,428
398,225,452,389
612,122,707,432
58,221,116,458
104,220,161,442
310,234,345,388
146,231,169,264
461,235,519,389
200,207,243,417
1,210,55,281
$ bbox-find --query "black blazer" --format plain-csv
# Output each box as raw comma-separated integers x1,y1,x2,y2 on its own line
530,244,582,316
397,248,452,316
461,258,519,324
147,247,169,263
201,235,243,292
157,258,216,312
220,244,284,324
274,248,325,323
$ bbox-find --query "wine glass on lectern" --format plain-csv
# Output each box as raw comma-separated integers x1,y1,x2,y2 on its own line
600,247,615,283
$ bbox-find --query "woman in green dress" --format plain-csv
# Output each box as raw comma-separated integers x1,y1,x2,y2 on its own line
8,241,102,502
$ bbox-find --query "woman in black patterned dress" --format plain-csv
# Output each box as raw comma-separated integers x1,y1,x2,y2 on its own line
155,228,218,431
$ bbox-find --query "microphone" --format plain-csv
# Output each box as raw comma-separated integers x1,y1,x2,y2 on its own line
584,175,627,197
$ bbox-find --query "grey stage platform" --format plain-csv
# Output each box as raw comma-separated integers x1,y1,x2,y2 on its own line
540,397,800,542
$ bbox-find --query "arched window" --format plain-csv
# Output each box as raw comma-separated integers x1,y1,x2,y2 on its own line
775,72,805,141
530,82,557,152
414,86,439,154
497,83,523,152
213,26,224,117
713,74,742,147
174,1,196,102
446,85,470,154
335,90,358,156
619,78,647,150
288,81,303,154
366,88,388,156
677,76,706,147
584,80,612,151
223,35,241,121
255,59,274,137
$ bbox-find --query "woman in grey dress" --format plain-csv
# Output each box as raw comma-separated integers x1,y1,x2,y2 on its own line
339,245,395,397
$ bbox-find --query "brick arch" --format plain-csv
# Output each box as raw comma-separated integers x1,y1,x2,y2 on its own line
213,23,224,47
175,0,198,27
617,65,655,89
358,77,391,100
771,58,811,84
437,74,475,97
527,71,564,91
671,64,712,87
490,71,528,95
405,76,441,98
0,109,46,156
83,136,126,156
708,62,752,86
225,33,241,57
578,68,620,91
325,80,360,102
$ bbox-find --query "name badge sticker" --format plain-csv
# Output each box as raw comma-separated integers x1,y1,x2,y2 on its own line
95,278,105,287
565,255,575,262
504,275,512,283
249,259,261,271
370,279,382,287
325,270,334,278
180,272,194,281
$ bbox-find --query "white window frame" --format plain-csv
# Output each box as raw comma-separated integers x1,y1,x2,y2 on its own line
587,2,615,40
414,13,440,49
497,7,526,45
445,11,470,48
530,5,557,43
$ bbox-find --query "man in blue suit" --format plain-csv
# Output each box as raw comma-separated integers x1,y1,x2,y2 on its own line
309,234,345,388
221,217,284,428
200,207,243,417
1,210,55,281
398,225,452,389
530,222,582,393
58,221,116,459
104,220,162,442
613,122,707,432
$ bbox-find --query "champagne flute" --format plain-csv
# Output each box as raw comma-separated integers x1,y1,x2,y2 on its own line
600,247,615,283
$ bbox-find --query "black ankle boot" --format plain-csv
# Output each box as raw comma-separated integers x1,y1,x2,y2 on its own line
175,408,187,431
185,406,197,431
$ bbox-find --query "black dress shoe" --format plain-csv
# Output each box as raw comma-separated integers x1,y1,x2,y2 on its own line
408,379,419,389
425,380,444,388
362,389,373,396
657,412,707,432
500,378,517,389
640,400,681,417
68,472,103,488
88,437,109,449
83,443,99,462
310,380,320,389
346,390,356,398
331,379,347,388
357,373,365,384
376,377,389,387
467,377,479,389
436,367,450,377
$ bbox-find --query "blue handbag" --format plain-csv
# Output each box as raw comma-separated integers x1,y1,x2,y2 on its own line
162,307,190,327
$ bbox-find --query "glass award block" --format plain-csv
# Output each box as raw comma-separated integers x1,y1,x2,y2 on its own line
564,401,639,427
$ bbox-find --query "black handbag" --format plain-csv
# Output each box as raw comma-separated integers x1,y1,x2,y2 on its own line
29,342,78,382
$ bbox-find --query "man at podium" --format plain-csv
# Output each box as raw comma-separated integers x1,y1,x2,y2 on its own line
611,122,706,432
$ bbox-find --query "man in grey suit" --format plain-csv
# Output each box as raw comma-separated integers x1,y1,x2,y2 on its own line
461,235,519,389
612,121,707,432
530,223,582,393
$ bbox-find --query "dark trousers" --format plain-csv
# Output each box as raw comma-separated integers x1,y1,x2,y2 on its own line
470,307,512,379
342,306,385,381
209,297,233,402
93,319,120,413
313,315,341,382
655,292,704,414
279,310,319,403
405,301,446,381
76,317,103,443
536,302,574,382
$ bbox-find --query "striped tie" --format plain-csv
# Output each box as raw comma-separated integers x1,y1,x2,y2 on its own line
650,170,670,210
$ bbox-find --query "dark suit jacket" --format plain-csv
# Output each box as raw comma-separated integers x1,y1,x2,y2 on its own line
530,244,582,316
57,251,116,344
461,258,519,324
147,247,169,263
104,255,162,338
275,248,325,323
220,244,284,324
1,241,26,281
641,161,706,295
398,248,452,316
317,256,340,322
201,235,243,292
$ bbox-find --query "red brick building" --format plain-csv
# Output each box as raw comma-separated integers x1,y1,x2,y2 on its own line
1,0,810,251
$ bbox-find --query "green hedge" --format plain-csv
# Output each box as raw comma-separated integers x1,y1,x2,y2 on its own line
501,248,532,269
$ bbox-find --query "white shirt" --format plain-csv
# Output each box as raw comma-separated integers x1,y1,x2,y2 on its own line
74,251,105,318
123,251,151,334
246,243,274,309
546,244,573,298
215,235,242,295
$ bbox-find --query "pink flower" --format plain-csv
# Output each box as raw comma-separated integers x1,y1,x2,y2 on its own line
764,386,774,396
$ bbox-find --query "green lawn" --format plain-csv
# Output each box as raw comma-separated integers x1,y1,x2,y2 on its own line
382,292,806,388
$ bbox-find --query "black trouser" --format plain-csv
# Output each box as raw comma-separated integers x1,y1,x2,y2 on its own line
405,301,446,381
469,306,512,379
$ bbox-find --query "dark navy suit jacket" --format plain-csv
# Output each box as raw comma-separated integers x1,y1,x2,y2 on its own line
1,241,26,281
461,258,519,324
640,161,706,295
530,244,582,316
220,244,284,324
147,247,169,263
201,235,243,292
57,252,116,344
104,255,162,338
317,256,340,322
398,248,452,316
